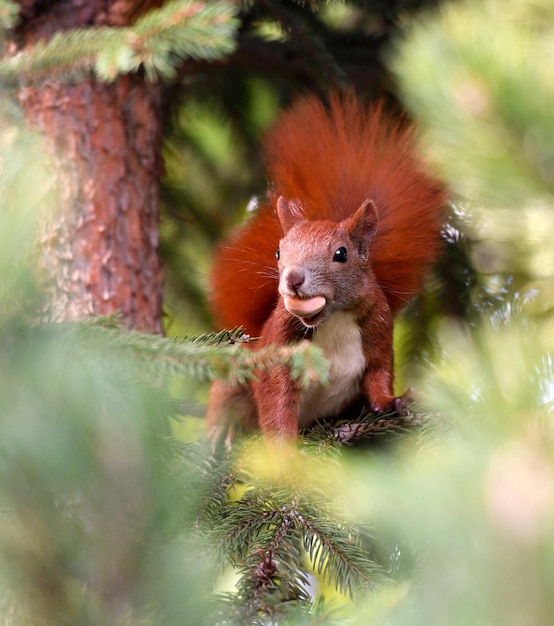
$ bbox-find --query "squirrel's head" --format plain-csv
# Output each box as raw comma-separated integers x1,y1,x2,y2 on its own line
275,196,378,328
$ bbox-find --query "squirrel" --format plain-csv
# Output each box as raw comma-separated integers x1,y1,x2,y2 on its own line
207,93,446,445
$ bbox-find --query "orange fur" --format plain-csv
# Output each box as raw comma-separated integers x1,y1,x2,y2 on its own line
210,93,446,337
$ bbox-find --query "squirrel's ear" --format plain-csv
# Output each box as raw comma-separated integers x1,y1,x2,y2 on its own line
276,196,302,234
347,199,378,258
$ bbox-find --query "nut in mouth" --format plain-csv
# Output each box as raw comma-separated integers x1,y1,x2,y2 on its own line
283,294,326,326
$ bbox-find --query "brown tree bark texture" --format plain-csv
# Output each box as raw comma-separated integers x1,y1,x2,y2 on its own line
19,77,164,333
14,0,166,334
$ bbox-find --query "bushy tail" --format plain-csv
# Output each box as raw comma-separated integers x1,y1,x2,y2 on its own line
210,93,446,336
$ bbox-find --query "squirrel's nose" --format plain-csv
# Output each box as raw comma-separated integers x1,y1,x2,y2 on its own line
285,267,306,292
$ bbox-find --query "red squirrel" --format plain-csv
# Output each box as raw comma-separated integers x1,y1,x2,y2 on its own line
207,93,446,444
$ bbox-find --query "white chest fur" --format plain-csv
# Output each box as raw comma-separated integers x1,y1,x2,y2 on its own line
298,311,366,428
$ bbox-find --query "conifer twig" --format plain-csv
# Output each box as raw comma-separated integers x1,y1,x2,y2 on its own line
0,0,238,84
71,323,328,387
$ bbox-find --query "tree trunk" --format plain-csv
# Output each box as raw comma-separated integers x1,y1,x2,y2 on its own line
12,1,165,333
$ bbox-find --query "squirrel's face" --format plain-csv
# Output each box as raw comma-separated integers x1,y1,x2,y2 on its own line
276,219,374,328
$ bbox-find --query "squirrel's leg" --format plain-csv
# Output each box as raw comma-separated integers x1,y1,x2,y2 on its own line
362,366,413,416
360,301,412,416
206,380,257,451
252,365,300,441
252,305,302,441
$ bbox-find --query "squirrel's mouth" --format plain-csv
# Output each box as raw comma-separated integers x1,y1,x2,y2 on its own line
283,295,327,326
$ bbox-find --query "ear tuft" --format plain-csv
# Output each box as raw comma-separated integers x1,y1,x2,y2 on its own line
346,199,378,258
276,196,304,233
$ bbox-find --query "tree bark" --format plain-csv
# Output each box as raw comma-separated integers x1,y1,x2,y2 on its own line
12,1,165,333
19,78,164,333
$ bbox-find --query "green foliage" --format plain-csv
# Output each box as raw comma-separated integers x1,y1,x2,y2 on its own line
357,1,554,622
0,100,54,310
161,81,280,333
0,106,206,625
71,322,329,389
0,313,388,624
0,0,17,30
0,0,239,84
394,0,554,207
392,0,554,320
208,486,381,620
337,324,554,625
187,433,394,625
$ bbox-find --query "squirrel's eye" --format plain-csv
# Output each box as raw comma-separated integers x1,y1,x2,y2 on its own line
276,249,280,261
333,246,348,263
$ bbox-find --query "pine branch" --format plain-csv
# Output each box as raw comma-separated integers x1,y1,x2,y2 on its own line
0,0,238,84
206,484,385,606
303,408,424,448
69,322,328,388
189,454,238,532
130,0,238,80
76,315,249,344
301,505,382,597
187,327,252,345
